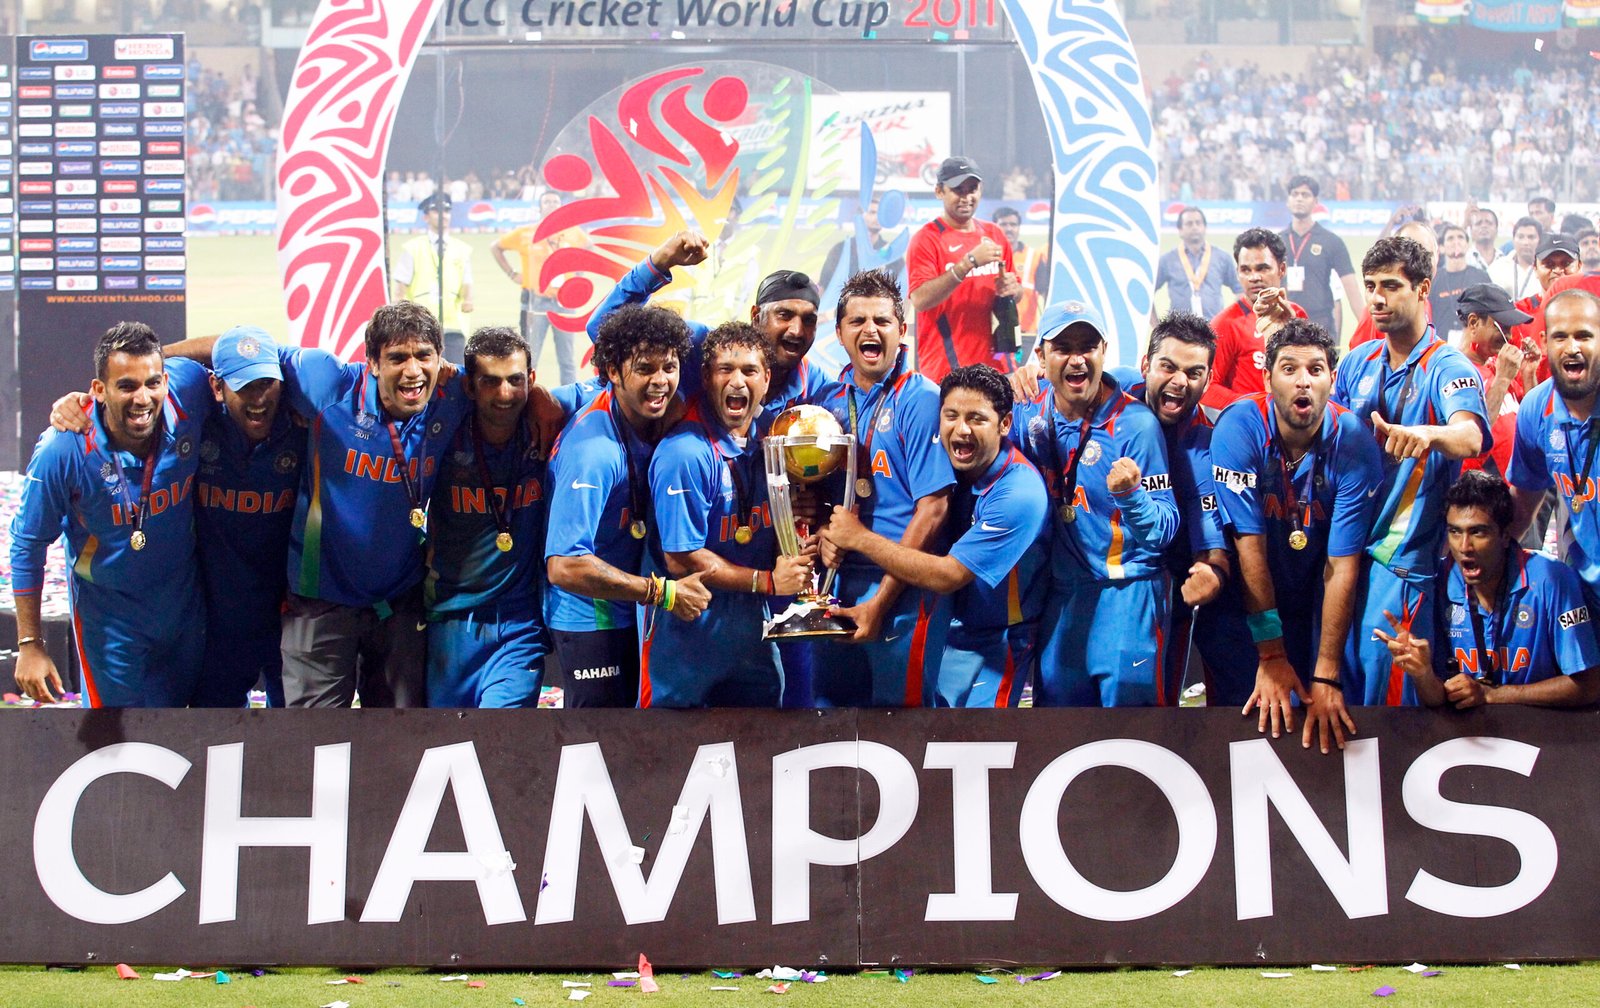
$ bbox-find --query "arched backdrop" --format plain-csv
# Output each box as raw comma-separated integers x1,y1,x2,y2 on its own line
275,0,1159,366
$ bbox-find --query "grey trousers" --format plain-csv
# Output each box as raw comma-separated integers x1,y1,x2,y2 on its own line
280,586,427,708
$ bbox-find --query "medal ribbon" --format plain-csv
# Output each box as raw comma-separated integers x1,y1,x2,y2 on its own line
1045,394,1097,513
1465,546,1514,687
1560,418,1600,510
384,420,425,522
468,416,513,543
608,397,649,532
109,434,162,546
1270,402,1324,542
709,435,754,537
845,354,904,483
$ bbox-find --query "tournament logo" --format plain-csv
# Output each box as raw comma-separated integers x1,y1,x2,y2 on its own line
236,336,260,359
356,411,376,430
199,439,219,463
450,449,473,468
176,436,194,458
1357,375,1376,397
275,450,299,474
1551,429,1566,451
1080,440,1102,467
876,408,893,433
1063,300,1087,313
1451,603,1466,626
100,461,119,486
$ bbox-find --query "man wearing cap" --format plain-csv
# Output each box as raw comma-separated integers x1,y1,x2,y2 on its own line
907,156,1022,383
587,230,830,411
1429,225,1492,346
1509,233,1581,348
12,322,211,708
1013,300,1180,706
1459,285,1538,423
392,192,475,364
192,327,303,707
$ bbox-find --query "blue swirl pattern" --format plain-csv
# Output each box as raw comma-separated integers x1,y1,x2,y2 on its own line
1006,0,1159,367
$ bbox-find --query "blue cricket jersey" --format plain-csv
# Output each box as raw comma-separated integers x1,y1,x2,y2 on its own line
543,389,657,632
1508,379,1600,596
1211,394,1384,606
1431,549,1600,685
425,414,546,613
1012,375,1180,585
1331,327,1490,582
11,358,210,598
195,406,302,600
650,399,776,566
818,349,956,580
947,445,1049,633
275,346,473,607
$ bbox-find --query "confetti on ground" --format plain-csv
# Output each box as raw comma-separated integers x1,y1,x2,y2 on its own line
757,967,803,981
1262,972,1294,979
975,975,998,984
469,981,486,988
321,1002,351,1008
639,953,659,993
711,986,740,992
1018,970,1058,983
1373,986,1396,997
896,968,915,982
154,968,195,981
562,981,591,988
609,980,637,987
568,991,591,1002
713,971,742,979
767,983,789,994
441,974,471,982
215,972,230,985
115,964,140,980
1172,970,1193,977
1348,965,1377,972
1506,964,1523,970
1311,964,1337,971
614,971,641,979
513,999,525,1005
1402,963,1429,973
1421,971,1443,978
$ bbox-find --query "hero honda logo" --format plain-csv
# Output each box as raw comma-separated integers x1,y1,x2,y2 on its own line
30,40,89,61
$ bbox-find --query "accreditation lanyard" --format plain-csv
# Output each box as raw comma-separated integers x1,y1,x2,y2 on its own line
468,416,514,551
1466,550,1514,687
608,398,649,539
1286,228,1313,266
846,355,903,490
1177,244,1212,297
109,434,162,550
1270,406,1324,544
1560,418,1600,515
1045,394,1098,514
709,434,755,543
384,420,427,532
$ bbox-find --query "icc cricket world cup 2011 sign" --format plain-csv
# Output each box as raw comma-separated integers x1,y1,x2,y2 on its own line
4,707,1600,968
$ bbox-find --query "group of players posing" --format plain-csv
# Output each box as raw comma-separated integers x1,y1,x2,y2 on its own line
13,227,1600,748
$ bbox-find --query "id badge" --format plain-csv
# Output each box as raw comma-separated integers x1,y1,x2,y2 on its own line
1190,293,1205,315
1286,266,1306,292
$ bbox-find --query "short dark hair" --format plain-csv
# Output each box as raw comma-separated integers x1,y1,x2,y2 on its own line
1472,207,1499,228
1530,196,1557,214
464,325,530,376
1146,311,1217,366
1265,318,1338,372
940,363,1012,419
993,205,1020,224
1445,469,1513,532
1177,205,1207,227
836,269,905,327
1562,213,1592,237
366,301,443,363
593,303,692,379
700,320,774,377
1286,174,1319,197
1362,235,1434,286
1441,223,1468,243
95,321,162,381
1233,227,1287,267
1513,215,1543,238
1577,227,1598,244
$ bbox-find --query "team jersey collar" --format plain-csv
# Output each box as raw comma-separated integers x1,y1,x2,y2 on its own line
1054,372,1130,430
840,347,908,396
357,363,442,426
215,402,294,456
969,445,1021,495
1445,546,1531,608
1545,384,1597,429
90,387,180,462
688,394,765,457
1385,324,1442,373
769,358,815,407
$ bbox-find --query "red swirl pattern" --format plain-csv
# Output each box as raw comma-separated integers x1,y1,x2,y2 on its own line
276,0,442,359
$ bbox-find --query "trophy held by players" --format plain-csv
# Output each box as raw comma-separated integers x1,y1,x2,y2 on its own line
762,405,858,639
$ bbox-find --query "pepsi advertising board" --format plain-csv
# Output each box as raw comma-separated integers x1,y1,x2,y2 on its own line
13,34,186,464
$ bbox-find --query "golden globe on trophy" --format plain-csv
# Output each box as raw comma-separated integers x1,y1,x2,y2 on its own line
762,404,859,639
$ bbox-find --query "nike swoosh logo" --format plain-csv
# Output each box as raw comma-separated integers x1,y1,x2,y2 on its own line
980,522,1008,532
1367,488,1377,498
1132,659,1148,667
948,244,962,252
667,487,690,496
572,480,600,490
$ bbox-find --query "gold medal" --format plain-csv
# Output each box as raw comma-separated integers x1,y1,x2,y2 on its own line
1289,528,1308,551
630,519,648,540
130,529,147,551
734,525,753,545
1059,504,1076,524
1575,498,1586,515
496,531,513,552
855,477,874,499
409,507,426,529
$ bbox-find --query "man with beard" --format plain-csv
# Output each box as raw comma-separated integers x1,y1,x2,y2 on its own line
12,322,211,707
546,304,710,708
1468,207,1500,273
1212,320,1382,751
424,326,549,709
1012,301,1180,706
588,231,830,411
1154,205,1237,321
1509,288,1600,604
907,156,1021,381
813,270,956,707
1115,312,1254,708
1379,471,1600,708
1277,175,1361,341
1428,224,1491,345
1210,228,1306,400
643,323,817,708
1578,227,1600,277
821,363,1048,707
1332,236,1490,707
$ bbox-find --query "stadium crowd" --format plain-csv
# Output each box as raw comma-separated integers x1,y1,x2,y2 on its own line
1154,48,1600,203
16,149,1600,751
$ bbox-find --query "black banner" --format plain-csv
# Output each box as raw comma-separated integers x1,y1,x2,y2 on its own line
2,707,1597,968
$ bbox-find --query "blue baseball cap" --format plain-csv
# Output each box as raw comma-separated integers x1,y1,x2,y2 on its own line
214,325,283,391
1037,299,1108,346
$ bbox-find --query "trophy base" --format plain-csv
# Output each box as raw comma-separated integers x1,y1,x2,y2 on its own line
763,598,857,640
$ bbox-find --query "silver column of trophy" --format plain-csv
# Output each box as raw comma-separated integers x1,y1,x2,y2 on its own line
762,405,858,639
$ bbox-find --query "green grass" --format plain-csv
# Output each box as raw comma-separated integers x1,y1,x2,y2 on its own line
1,963,1598,1006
